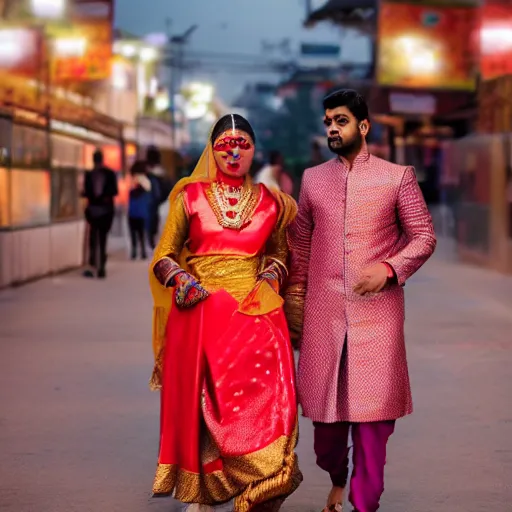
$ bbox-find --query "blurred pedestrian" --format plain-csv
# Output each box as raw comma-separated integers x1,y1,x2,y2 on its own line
286,89,437,512
82,149,118,279
146,146,173,249
128,160,152,260
254,150,294,195
308,140,324,167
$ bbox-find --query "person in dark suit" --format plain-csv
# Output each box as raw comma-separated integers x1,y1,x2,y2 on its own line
82,149,118,278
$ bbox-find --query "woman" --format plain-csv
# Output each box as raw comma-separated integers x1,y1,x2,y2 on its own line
149,114,302,512
128,160,151,260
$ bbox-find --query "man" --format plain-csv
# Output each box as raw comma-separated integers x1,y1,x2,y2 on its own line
285,89,436,512
82,149,118,279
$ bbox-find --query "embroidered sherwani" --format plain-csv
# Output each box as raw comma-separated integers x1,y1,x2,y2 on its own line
286,149,436,424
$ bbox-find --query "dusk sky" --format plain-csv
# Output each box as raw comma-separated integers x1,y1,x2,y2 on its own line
115,0,370,102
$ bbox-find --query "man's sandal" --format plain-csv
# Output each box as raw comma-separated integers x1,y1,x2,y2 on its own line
323,503,342,512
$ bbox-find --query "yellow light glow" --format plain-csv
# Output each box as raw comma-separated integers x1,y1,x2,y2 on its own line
54,37,87,57
155,93,170,112
112,61,128,90
120,44,137,58
188,82,214,103
393,35,441,75
139,47,157,62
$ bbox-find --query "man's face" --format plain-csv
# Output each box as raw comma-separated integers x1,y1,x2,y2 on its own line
323,106,369,157
212,129,255,178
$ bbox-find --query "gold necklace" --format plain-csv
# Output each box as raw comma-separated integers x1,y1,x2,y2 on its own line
206,181,259,229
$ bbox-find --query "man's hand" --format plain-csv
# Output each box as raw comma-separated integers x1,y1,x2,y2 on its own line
353,263,390,296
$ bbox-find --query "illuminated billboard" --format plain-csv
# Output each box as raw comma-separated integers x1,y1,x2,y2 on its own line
377,1,479,90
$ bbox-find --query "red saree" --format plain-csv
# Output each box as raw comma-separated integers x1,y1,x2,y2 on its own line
151,182,301,511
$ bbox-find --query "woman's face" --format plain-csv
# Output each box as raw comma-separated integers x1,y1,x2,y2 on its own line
212,129,255,178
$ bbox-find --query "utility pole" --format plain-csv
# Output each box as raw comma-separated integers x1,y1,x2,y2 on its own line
166,18,176,148
305,0,313,17
166,21,198,149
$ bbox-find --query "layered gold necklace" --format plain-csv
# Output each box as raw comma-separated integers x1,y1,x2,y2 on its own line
206,180,259,229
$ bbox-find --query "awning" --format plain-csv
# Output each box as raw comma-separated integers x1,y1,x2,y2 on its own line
305,0,377,28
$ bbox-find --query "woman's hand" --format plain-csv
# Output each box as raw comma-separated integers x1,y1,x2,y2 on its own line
173,272,209,309
260,274,280,293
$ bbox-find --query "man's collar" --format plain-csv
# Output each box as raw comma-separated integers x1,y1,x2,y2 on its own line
338,141,370,168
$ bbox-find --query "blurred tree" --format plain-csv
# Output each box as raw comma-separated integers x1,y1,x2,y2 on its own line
267,85,321,178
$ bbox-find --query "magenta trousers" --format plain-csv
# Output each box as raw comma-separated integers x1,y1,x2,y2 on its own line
313,420,395,512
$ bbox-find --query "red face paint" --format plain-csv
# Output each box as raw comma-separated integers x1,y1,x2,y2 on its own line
212,129,255,178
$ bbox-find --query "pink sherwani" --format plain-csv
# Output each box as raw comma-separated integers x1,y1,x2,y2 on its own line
286,148,436,424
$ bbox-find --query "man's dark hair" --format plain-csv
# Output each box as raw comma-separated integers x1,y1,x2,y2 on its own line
93,149,103,166
268,150,282,166
146,145,161,166
322,89,369,122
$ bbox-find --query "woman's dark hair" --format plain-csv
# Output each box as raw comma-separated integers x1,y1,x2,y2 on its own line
268,150,282,165
210,114,256,145
146,145,161,166
323,89,369,123
130,160,148,176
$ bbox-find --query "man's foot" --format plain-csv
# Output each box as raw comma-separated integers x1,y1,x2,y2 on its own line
131,252,137,260
97,268,106,279
83,269,94,278
323,486,344,512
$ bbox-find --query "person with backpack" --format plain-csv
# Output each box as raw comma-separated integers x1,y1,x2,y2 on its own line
127,160,152,260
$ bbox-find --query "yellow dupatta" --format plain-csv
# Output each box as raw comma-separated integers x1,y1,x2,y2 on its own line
148,135,298,390
148,143,218,390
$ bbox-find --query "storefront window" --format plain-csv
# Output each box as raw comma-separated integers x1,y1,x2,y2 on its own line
0,116,12,167
52,134,85,170
10,169,51,227
83,143,122,171
51,170,79,221
49,135,86,221
11,125,49,168
0,168,9,227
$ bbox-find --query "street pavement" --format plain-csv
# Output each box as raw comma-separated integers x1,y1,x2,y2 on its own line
1,240,511,512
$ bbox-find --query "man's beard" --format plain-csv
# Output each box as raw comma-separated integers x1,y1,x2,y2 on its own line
327,133,362,157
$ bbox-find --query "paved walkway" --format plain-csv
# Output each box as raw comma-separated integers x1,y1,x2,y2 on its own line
0,245,511,512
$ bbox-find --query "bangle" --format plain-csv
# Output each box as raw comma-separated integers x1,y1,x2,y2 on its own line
153,257,182,287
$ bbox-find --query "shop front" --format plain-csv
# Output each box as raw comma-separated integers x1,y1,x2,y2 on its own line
0,92,124,287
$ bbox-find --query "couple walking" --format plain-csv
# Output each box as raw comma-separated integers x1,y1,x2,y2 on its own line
148,89,436,512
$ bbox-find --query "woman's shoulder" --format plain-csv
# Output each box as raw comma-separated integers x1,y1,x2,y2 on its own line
261,185,297,226
169,179,205,199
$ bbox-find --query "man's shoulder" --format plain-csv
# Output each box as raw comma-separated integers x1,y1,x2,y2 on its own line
369,155,410,177
102,166,117,178
302,158,338,181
